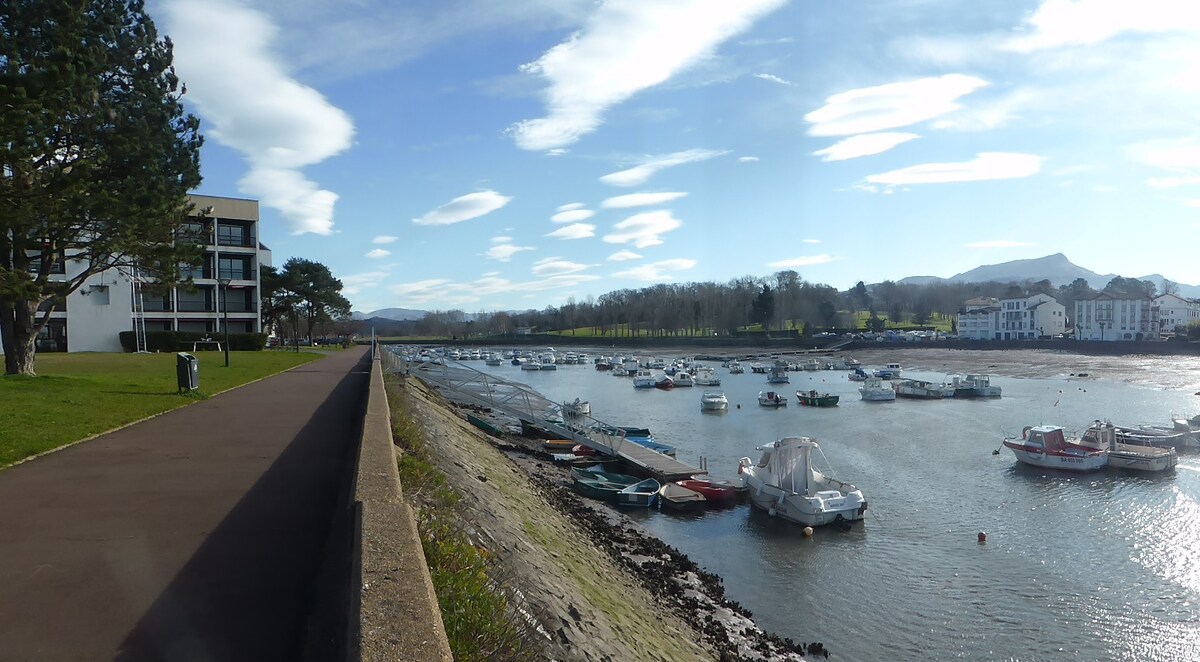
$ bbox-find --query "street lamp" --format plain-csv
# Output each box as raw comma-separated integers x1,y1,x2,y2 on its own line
218,277,231,367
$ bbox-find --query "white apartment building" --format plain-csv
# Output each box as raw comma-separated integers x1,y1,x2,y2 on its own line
956,293,1066,340
1153,293,1199,335
1073,293,1159,341
35,194,268,352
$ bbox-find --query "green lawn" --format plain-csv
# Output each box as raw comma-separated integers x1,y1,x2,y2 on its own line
0,351,323,468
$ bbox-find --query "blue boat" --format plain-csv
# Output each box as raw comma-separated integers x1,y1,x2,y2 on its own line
624,434,676,457
617,478,661,507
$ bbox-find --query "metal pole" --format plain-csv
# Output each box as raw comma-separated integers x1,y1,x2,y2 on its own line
223,283,230,367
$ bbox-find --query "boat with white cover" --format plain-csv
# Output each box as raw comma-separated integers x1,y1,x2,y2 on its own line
892,379,947,400
858,376,895,401
736,437,868,527
673,371,695,387
693,367,721,386
700,390,729,411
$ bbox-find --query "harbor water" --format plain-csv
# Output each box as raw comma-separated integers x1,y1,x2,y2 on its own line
467,348,1200,660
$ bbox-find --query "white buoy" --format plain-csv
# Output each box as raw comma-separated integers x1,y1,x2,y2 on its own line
803,526,814,537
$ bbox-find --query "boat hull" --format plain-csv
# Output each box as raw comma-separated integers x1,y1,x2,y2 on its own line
1003,440,1107,471
742,479,866,526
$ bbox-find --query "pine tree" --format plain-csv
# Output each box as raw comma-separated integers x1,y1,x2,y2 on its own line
0,0,202,375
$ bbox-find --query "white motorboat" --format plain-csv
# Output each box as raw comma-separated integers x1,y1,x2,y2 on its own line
520,359,541,370
693,367,722,386
700,390,729,411
1080,420,1177,472
1002,425,1108,471
950,374,1002,398
673,371,695,387
874,363,902,379
892,379,946,400
632,370,656,388
758,390,788,407
484,353,502,366
728,360,745,374
766,361,790,384
736,437,868,527
800,358,822,371
563,398,591,417
858,376,896,401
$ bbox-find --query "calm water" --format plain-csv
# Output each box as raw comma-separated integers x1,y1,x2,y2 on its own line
465,349,1200,660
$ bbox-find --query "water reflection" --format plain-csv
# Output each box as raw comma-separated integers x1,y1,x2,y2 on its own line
458,348,1200,660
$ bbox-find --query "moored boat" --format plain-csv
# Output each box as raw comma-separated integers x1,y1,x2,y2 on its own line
563,397,590,417
874,363,902,379
858,376,896,401
673,371,695,387
736,436,868,527
700,390,729,411
693,367,721,386
892,379,946,400
1080,420,1177,472
617,478,661,507
951,374,1002,398
796,390,839,407
848,367,869,382
632,369,656,388
728,360,745,374
1002,425,1107,471
767,361,790,384
654,375,676,390
658,482,707,510
676,478,739,505
758,390,788,407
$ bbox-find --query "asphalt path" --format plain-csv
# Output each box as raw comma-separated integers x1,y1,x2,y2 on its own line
0,347,370,661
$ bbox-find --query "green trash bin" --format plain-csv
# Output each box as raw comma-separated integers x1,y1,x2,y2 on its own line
176,352,199,391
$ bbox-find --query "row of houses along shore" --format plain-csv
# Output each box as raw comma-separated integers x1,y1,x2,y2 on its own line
957,291,1200,342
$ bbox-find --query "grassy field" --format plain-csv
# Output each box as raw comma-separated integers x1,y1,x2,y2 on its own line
0,350,323,468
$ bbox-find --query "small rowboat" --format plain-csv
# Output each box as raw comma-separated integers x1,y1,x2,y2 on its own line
659,482,707,510
676,478,739,504
617,478,661,507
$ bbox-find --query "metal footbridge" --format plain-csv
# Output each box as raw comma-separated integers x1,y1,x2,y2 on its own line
380,348,702,481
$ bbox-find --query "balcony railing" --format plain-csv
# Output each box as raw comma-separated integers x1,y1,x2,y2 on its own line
177,301,214,312
223,302,258,313
217,236,256,248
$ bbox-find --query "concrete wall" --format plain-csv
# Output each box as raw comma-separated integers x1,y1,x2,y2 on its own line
65,268,132,352
349,346,451,662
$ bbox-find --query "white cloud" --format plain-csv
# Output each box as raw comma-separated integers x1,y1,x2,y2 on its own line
365,248,390,259
803,239,820,244
372,235,399,244
1148,175,1200,189
413,190,512,225
532,257,591,276
1004,0,1200,53
738,156,759,163
754,72,792,85
766,255,837,269
865,152,1042,186
509,0,786,151
805,74,988,137
601,192,688,208
608,250,643,261
1185,200,1200,208
546,223,596,240
613,258,697,281
603,210,683,248
962,240,1034,249
551,208,596,223
600,148,728,187
387,272,600,307
813,132,920,161
163,0,354,235
484,241,534,262
557,202,586,211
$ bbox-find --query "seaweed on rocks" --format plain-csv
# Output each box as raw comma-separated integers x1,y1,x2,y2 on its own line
516,458,821,661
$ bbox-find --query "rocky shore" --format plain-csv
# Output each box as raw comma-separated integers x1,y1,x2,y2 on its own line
398,376,827,661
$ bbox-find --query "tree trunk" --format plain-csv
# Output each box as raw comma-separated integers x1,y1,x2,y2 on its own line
1,300,39,376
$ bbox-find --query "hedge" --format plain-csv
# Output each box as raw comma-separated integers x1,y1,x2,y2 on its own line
118,330,269,352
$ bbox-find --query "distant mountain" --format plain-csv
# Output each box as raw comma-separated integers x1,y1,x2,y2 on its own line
350,307,427,321
896,253,1200,298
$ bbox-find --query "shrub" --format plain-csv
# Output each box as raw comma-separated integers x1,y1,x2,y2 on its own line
118,330,269,352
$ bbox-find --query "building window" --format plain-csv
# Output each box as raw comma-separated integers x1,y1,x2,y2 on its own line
217,223,253,247
218,256,252,280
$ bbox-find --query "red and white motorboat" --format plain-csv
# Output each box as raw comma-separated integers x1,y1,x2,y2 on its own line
1002,424,1107,471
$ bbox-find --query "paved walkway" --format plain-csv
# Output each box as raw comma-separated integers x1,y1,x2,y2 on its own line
0,348,371,661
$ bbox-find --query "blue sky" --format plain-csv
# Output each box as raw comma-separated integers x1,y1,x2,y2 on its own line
153,0,1200,313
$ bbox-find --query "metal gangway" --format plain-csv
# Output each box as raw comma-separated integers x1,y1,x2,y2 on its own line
380,346,703,481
